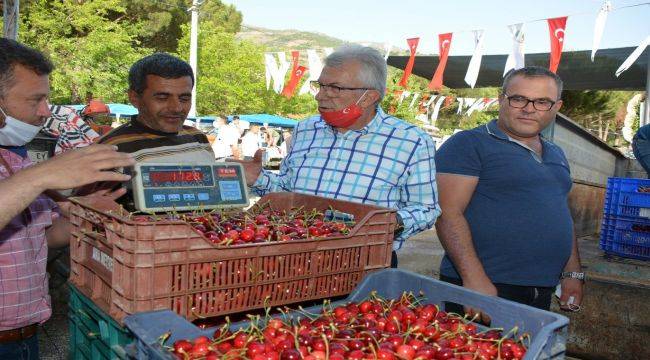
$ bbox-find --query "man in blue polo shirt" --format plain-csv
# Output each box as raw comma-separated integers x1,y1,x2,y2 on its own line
435,66,583,319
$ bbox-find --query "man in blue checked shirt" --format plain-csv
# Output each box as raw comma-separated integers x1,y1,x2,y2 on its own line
241,44,441,267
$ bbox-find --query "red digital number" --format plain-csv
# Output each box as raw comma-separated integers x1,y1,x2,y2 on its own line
150,171,203,184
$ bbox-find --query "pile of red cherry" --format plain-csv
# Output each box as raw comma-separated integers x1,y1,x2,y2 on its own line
133,203,355,247
168,292,528,360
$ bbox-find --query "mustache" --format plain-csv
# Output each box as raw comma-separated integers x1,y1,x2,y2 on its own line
159,112,186,118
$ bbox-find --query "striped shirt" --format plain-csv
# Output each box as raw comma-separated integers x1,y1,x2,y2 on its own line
252,107,441,249
42,105,100,154
98,116,213,161
0,149,57,330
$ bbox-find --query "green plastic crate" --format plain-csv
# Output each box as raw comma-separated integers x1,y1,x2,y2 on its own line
68,284,133,359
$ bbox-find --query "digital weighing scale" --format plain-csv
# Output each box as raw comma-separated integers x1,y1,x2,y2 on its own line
131,162,249,212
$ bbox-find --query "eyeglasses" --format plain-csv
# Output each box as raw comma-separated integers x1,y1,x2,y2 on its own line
504,94,557,111
310,81,371,95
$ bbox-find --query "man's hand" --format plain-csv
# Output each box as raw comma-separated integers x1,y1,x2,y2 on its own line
30,144,135,191
462,276,497,324
229,149,264,186
559,278,584,311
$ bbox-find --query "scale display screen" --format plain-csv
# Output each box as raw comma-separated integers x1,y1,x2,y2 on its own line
132,163,248,212
148,170,204,185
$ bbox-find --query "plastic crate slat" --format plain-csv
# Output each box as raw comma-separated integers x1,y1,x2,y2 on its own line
124,269,568,360
69,192,396,324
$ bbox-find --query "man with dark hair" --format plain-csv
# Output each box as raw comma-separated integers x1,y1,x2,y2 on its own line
435,66,583,320
0,38,134,359
101,52,212,148
89,53,213,209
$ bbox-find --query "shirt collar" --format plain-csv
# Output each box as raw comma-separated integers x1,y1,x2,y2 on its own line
0,145,27,158
484,119,509,140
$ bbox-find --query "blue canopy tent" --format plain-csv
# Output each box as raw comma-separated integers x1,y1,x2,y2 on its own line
229,114,299,128
64,104,300,128
66,103,138,117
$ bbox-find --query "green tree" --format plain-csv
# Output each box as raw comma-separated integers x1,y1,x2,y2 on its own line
122,0,242,53
562,90,635,144
176,22,316,117
18,0,147,104
382,67,500,131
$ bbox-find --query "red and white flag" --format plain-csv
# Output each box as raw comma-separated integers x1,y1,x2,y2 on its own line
430,96,446,125
592,1,612,61
265,53,290,94
616,35,650,77
398,90,412,105
464,30,485,88
281,65,307,99
398,38,420,87
503,23,525,76
290,51,300,73
547,16,568,73
428,33,453,91
264,53,276,90
409,92,421,109
299,49,324,95
384,42,393,61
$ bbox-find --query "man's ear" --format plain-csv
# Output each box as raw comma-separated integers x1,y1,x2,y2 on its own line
127,90,140,108
555,99,563,111
361,90,381,108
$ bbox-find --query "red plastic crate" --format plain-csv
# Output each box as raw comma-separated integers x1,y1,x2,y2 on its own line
68,192,396,324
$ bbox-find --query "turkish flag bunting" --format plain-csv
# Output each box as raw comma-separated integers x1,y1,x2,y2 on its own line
290,50,300,73
428,33,453,91
281,65,307,99
398,38,420,88
547,17,568,73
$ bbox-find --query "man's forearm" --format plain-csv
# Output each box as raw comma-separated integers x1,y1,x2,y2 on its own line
436,213,490,283
0,169,46,230
563,230,582,272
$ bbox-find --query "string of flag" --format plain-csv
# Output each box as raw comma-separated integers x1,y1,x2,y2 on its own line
397,1,649,89
264,1,648,101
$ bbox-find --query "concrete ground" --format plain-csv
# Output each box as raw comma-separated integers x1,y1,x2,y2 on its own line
40,228,586,359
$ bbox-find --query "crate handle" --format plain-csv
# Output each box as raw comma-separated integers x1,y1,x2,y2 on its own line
77,309,91,320
111,344,128,358
99,319,109,341
80,229,107,242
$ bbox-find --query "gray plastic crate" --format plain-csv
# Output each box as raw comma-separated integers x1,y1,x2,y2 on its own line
124,269,568,359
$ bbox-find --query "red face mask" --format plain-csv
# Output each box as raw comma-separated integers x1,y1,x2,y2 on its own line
319,91,367,128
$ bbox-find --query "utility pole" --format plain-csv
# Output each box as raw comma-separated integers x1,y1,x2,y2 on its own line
3,0,20,40
188,0,203,119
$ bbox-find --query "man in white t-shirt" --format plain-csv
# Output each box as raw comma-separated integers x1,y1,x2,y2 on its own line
230,115,248,136
211,117,240,160
241,125,261,160
279,129,292,157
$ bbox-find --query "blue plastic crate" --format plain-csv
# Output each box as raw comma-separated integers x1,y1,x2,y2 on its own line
124,269,568,360
600,215,650,260
604,177,650,218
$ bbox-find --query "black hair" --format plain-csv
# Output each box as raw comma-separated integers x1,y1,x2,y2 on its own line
502,66,563,98
0,38,54,97
128,53,194,94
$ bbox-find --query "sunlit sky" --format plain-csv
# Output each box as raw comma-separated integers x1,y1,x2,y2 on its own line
222,0,649,55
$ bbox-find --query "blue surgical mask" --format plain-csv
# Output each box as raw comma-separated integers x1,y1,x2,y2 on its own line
0,106,42,146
